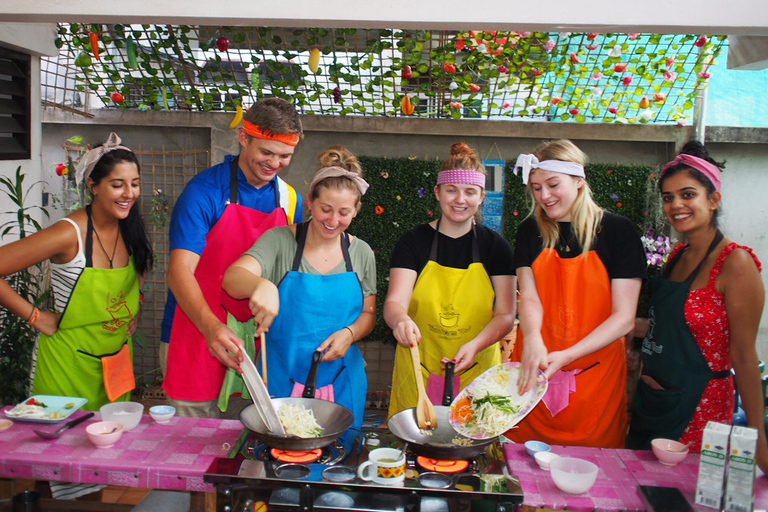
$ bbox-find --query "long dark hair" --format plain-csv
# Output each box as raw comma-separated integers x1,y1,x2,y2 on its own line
660,141,725,228
88,148,154,275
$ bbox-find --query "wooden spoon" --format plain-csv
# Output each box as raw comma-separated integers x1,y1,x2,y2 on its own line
409,344,437,430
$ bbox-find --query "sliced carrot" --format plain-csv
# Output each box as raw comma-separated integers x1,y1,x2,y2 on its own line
453,396,474,425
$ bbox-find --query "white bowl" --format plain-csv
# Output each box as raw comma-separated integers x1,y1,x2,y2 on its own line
651,438,689,466
149,405,176,424
534,451,560,470
550,457,598,494
86,421,124,449
100,401,144,431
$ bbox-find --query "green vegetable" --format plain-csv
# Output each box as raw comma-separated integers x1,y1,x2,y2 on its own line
74,52,92,68
126,36,138,69
64,402,75,409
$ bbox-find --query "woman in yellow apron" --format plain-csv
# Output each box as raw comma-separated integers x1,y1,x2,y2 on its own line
508,139,645,448
0,133,153,410
385,143,516,417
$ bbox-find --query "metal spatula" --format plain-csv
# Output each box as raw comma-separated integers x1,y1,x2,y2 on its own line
34,412,94,439
240,351,285,434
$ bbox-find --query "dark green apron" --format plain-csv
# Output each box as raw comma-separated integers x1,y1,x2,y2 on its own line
627,231,731,449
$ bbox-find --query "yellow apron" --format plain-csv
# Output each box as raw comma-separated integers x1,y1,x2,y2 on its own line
388,224,501,416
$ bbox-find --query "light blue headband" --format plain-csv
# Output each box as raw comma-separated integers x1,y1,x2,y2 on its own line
514,154,585,184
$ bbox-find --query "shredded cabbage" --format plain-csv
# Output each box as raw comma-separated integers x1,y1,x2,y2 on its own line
277,403,323,438
465,368,524,436
6,403,46,418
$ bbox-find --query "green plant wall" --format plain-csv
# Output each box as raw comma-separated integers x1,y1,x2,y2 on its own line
351,157,662,343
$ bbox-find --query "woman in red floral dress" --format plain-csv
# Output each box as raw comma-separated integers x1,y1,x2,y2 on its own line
627,141,768,474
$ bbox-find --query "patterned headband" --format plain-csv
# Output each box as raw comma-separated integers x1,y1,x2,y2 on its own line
513,153,585,184
436,169,486,188
76,132,133,187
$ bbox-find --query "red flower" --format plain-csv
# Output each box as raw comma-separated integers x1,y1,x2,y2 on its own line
694,36,709,47
455,39,466,51
530,68,544,76
550,96,562,105
569,52,582,64
666,57,675,68
497,65,510,73
614,63,627,72
468,83,481,92
586,33,600,41
653,93,666,102
622,76,633,86
375,205,384,215
569,108,580,116
444,63,457,73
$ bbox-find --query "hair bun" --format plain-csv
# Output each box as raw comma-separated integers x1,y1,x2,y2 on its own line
450,142,474,159
679,140,725,170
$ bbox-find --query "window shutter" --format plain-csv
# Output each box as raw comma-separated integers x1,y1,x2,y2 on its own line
0,46,31,160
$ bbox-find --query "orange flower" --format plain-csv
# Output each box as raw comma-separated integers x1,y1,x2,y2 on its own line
375,205,384,215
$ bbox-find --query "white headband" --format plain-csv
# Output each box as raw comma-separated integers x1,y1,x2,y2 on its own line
76,132,132,186
513,154,585,184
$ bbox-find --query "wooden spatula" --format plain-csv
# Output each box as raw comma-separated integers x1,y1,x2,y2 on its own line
409,344,437,430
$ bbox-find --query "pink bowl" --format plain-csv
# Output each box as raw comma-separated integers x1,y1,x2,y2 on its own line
86,421,124,449
651,438,689,466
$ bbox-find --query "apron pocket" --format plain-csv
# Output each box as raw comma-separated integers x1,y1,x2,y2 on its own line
635,378,683,416
77,342,135,402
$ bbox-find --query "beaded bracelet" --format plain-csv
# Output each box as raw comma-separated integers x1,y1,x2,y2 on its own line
28,307,40,326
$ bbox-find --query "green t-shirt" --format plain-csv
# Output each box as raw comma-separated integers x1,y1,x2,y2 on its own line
244,225,377,297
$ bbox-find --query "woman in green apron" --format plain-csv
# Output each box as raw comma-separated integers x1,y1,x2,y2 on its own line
385,143,516,417
627,141,768,474
0,133,153,410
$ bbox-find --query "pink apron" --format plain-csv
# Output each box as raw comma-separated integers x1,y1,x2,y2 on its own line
163,158,288,401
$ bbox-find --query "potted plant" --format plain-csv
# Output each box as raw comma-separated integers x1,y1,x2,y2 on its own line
0,166,51,405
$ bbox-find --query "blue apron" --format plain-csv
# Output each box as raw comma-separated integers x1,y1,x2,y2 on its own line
265,222,367,442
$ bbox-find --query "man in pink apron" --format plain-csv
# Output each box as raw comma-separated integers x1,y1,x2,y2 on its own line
161,98,304,418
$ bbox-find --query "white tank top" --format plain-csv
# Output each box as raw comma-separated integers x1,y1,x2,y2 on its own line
49,217,86,313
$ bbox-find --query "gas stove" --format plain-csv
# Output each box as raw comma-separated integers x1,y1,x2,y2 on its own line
205,429,523,512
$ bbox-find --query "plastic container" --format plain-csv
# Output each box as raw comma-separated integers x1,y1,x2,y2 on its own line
100,401,144,431
550,457,598,494
86,421,124,449
534,451,560,470
149,405,176,424
651,438,689,467
524,440,551,458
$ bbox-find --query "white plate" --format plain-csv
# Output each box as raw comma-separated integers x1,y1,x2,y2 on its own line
448,362,547,439
4,395,88,423
239,355,285,434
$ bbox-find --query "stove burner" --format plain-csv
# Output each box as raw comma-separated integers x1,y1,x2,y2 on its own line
416,456,470,473
242,433,347,466
270,448,322,463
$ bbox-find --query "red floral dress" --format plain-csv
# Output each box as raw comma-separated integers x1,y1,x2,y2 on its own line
671,243,762,451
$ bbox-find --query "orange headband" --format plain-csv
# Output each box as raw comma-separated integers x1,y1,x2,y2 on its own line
242,120,301,146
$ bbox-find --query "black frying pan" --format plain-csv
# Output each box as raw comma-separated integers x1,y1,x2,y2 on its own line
387,362,497,460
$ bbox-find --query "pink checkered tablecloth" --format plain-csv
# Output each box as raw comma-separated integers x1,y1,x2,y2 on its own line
503,442,768,511
0,407,242,492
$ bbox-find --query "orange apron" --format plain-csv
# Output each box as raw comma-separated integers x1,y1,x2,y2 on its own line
508,247,628,448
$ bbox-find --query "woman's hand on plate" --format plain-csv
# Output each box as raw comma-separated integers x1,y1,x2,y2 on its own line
518,337,548,394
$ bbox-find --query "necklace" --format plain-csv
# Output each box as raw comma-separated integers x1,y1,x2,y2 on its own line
92,225,120,269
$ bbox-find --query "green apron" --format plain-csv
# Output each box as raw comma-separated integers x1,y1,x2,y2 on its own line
627,231,730,449
33,208,140,411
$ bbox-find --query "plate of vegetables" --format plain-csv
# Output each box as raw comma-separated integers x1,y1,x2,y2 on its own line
4,395,88,423
448,362,547,439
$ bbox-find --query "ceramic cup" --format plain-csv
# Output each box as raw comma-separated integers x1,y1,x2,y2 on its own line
357,447,406,485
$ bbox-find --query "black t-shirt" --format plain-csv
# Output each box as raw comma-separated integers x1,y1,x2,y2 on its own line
513,212,647,280
390,222,515,276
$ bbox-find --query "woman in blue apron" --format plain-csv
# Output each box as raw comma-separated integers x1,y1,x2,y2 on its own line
627,141,768,474
223,146,376,443
0,132,153,410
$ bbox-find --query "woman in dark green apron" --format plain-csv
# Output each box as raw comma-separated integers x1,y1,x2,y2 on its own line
627,141,768,474
0,133,153,411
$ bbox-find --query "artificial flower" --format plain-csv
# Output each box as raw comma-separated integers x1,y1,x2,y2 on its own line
502,102,512,108
448,82,459,91
477,44,488,53
695,36,709,47
653,93,666,101
469,83,481,91
418,187,427,198
449,101,463,109
663,70,677,82
608,106,619,114
381,171,389,178
444,63,457,73
497,65,510,73
666,57,675,67
590,72,603,80
455,39,466,51
698,72,712,79
628,33,640,40
586,44,599,51
530,68,544,76
640,109,654,121
569,52,582,64
609,46,622,58
591,87,603,96
610,193,620,200
518,31,532,38
551,96,562,105
587,33,599,41
614,63,627,72
375,205,384,214
569,108,580,115
622,76,633,86
544,40,555,52
396,195,401,200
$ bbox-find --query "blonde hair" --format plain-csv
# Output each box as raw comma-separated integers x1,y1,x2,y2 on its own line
527,140,603,254
308,146,364,208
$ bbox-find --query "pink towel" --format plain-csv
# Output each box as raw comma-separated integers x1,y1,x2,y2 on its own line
290,383,335,402
542,369,581,417
427,373,461,406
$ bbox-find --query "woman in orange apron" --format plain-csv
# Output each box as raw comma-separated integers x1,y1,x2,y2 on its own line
0,133,153,410
385,143,516,417
509,139,645,448
627,142,768,473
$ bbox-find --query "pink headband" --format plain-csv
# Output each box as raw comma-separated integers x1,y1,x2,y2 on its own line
661,154,722,191
436,169,486,188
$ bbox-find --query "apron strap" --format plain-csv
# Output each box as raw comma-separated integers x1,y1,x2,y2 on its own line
292,222,354,273
665,230,724,284
428,218,481,263
84,204,95,268
229,156,239,205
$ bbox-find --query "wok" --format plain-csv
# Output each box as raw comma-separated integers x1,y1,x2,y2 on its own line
239,350,354,451
387,362,497,460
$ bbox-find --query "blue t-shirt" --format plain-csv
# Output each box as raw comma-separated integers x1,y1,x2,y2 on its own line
161,155,303,342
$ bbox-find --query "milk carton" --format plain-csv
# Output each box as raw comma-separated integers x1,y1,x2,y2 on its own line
695,421,731,509
724,426,758,512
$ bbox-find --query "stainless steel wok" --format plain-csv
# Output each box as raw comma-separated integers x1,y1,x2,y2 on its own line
387,362,498,460
240,397,354,451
